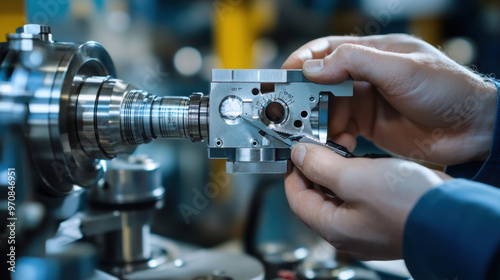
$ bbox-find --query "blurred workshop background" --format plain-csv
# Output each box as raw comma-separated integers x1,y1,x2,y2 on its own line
1,0,500,279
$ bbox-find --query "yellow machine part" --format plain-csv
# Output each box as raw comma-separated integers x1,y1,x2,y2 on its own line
0,2,26,42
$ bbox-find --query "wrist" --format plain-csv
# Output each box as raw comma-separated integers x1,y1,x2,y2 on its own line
470,80,498,161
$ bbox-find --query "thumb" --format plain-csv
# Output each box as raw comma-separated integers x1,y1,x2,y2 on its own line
291,143,357,199
302,43,412,91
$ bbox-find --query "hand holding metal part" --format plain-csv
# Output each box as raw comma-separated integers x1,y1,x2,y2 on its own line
208,69,354,173
241,116,390,163
242,117,354,158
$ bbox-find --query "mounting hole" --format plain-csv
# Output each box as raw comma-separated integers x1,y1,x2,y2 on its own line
301,110,309,118
215,139,223,147
251,139,259,147
264,101,286,124
309,96,315,102
294,120,303,128
252,88,260,95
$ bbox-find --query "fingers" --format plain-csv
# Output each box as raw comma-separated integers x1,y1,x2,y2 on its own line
282,34,421,70
302,43,413,91
327,81,380,148
291,143,367,201
282,36,374,69
329,133,357,152
284,167,340,232
282,37,335,69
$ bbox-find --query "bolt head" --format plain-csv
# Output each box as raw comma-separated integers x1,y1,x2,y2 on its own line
16,24,51,35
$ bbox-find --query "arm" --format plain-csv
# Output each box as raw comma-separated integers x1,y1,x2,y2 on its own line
283,34,500,278
282,34,498,166
404,179,500,280
404,80,500,279
446,80,500,188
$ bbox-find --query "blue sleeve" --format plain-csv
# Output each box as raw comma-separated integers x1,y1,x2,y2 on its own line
446,80,500,188
403,179,500,280
404,80,500,279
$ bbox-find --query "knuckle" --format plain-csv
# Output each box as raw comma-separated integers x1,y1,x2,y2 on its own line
334,43,355,55
386,33,415,43
326,44,353,66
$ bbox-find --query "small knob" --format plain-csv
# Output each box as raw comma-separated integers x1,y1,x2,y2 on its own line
15,24,52,42
7,24,53,51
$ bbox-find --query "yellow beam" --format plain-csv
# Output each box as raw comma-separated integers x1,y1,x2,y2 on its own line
214,1,255,69
409,17,443,46
0,2,26,42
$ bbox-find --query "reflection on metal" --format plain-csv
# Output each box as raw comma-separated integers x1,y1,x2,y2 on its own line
207,69,352,174
0,24,266,280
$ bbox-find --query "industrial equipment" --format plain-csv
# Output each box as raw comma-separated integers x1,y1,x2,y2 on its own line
0,24,363,280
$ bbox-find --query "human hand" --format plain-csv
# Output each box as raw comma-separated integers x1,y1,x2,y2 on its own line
284,143,452,260
283,34,498,166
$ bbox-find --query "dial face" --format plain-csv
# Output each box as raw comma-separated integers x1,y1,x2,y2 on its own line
219,96,243,124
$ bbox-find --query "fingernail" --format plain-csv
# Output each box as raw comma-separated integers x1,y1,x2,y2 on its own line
292,144,307,168
304,59,324,73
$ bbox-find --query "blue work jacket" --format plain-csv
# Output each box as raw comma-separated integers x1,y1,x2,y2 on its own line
403,80,500,280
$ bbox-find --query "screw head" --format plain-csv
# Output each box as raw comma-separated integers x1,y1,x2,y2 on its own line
16,24,51,35
215,139,223,147
251,139,259,147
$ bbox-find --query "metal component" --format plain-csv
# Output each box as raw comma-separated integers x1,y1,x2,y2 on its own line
1,25,304,280
90,156,164,204
261,99,289,126
251,139,259,147
125,247,265,280
100,219,154,264
215,138,223,147
7,24,53,51
2,33,116,194
16,24,53,41
2,24,214,193
119,91,208,144
14,243,98,280
296,260,381,280
76,76,209,160
76,76,136,159
151,95,189,139
207,69,353,174
87,156,168,276
226,160,291,174
313,93,329,143
235,148,275,162
188,93,204,142
219,95,243,125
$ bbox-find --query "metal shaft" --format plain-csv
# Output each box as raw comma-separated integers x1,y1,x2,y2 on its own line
75,76,208,160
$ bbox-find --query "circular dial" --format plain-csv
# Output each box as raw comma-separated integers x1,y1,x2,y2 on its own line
219,96,243,124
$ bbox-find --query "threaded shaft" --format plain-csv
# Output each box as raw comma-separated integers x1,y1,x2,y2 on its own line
76,77,208,160
120,90,208,145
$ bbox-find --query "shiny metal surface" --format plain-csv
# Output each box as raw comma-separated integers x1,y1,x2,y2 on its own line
125,237,265,280
91,156,164,204
152,96,189,139
88,156,168,276
74,76,209,160
207,69,353,174
1,25,304,280
2,26,115,194
2,23,211,194
119,91,208,143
